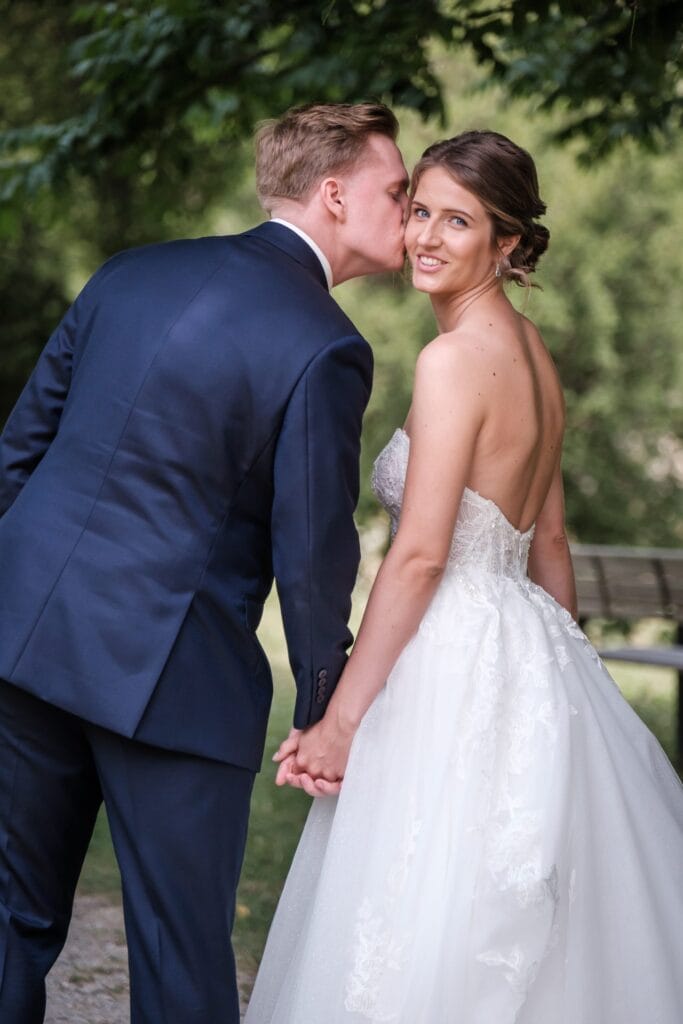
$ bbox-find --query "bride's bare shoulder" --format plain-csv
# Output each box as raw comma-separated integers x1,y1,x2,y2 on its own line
418,326,501,365
415,332,482,394
409,333,505,428
416,326,510,383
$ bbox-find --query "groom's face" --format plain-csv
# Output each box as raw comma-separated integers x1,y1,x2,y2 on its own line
339,134,409,277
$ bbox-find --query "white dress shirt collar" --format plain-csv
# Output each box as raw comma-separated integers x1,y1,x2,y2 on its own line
270,218,334,290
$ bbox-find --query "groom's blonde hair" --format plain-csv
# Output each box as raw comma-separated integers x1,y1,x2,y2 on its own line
255,102,399,212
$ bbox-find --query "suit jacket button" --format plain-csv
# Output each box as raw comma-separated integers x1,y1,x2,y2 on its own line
316,693,325,704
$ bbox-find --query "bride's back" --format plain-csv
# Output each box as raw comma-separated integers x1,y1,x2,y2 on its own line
459,310,564,534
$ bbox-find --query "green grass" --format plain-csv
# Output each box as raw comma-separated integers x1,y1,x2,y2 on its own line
77,593,681,974
603,662,678,766
78,808,122,897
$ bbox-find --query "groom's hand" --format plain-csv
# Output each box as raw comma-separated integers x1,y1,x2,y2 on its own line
272,728,302,787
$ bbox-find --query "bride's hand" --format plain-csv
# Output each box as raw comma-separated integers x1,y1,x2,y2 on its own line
287,716,355,795
272,726,342,795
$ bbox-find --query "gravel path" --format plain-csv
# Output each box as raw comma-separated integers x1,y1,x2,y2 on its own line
45,894,252,1022
45,896,129,1024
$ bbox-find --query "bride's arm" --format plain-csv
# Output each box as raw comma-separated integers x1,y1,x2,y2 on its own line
527,460,578,618
280,337,487,788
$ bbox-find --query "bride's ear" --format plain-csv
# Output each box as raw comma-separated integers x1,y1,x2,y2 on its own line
320,178,347,222
497,234,521,259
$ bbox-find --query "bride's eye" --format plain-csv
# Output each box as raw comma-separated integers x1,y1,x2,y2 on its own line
413,207,429,219
450,216,467,227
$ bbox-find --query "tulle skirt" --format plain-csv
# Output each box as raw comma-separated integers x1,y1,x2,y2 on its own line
245,575,683,1023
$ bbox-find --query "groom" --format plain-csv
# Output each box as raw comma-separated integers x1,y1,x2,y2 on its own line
0,102,408,1022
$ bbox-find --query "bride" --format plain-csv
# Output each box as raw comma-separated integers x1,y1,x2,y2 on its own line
245,130,683,1023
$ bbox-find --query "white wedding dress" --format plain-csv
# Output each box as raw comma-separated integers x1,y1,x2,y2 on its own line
245,427,683,1024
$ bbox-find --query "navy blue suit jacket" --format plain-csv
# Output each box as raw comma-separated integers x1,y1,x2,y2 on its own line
0,223,372,770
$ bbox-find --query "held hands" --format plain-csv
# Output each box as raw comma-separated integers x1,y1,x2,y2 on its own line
272,714,356,797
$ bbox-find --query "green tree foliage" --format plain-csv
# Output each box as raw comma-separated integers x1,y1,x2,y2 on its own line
462,0,683,158
0,0,452,201
0,1,256,407
1,0,681,202
0,6,77,409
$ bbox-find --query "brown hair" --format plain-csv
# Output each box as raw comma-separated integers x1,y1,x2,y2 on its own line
255,102,399,211
411,130,549,286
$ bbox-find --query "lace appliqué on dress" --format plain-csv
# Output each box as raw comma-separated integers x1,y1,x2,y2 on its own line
344,808,422,1021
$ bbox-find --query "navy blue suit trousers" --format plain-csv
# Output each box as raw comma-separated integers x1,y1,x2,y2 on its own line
0,679,254,1023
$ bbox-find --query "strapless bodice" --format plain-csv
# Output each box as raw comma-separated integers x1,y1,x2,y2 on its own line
371,428,535,581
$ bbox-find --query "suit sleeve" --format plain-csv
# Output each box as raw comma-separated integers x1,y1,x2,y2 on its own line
0,296,82,516
0,252,117,518
272,333,373,728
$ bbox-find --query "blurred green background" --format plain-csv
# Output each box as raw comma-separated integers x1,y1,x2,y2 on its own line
1,0,681,992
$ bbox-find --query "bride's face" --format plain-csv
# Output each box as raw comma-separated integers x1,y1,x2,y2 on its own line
405,166,500,297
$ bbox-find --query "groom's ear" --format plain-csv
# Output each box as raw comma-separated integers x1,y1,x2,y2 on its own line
319,177,347,222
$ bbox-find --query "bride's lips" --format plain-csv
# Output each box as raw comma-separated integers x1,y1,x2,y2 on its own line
414,254,447,273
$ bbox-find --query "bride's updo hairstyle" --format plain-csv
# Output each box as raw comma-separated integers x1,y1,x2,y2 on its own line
411,130,549,287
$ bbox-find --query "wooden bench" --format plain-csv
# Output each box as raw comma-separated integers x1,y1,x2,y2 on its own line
571,544,683,757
